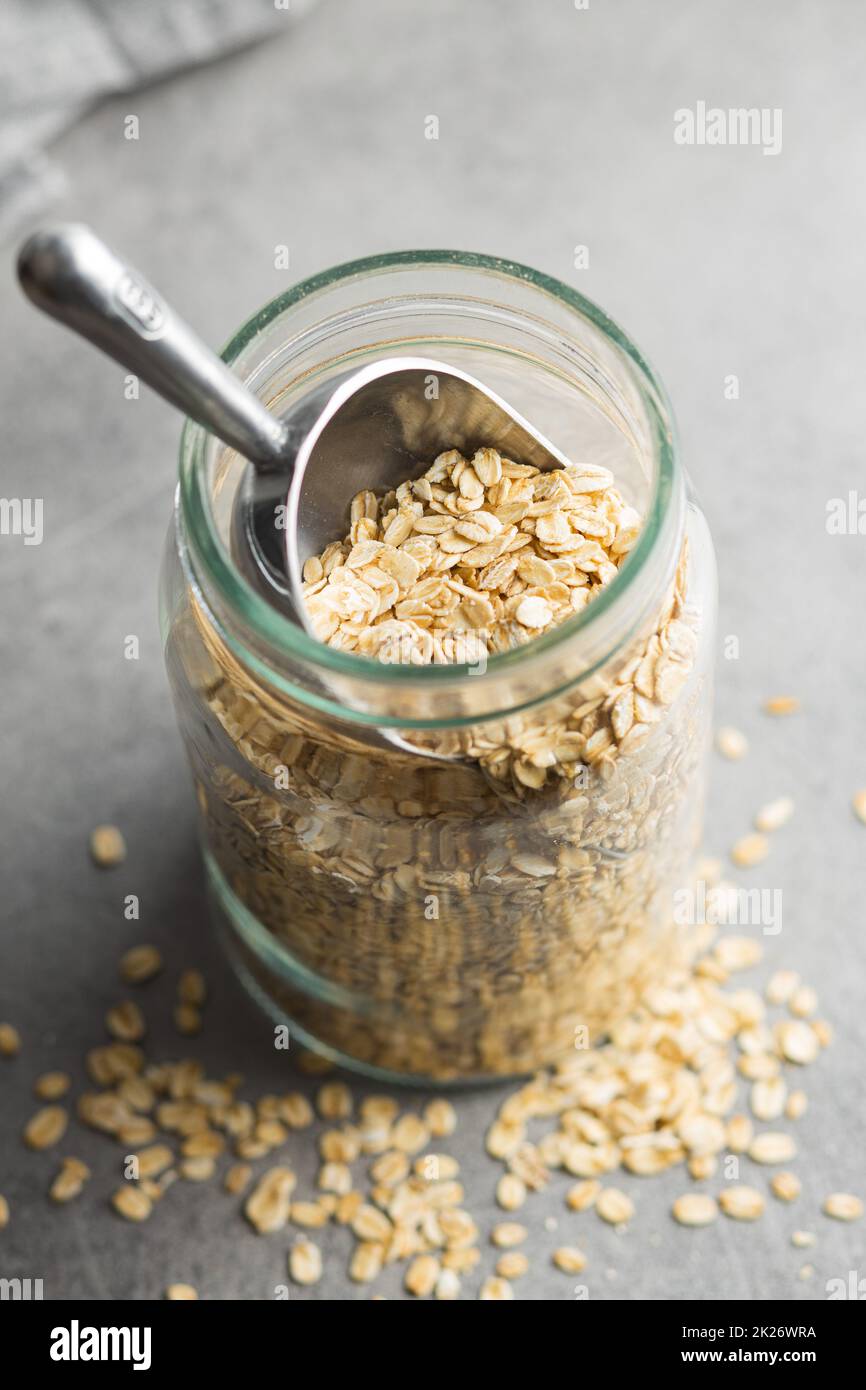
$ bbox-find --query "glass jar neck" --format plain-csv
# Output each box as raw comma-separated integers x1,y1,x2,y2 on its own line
178,252,684,731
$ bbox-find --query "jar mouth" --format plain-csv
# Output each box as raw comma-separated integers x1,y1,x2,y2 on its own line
179,250,679,697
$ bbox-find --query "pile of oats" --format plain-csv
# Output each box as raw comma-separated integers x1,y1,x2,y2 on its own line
480,901,857,1265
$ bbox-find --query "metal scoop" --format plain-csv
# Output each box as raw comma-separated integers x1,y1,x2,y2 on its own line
17,224,571,754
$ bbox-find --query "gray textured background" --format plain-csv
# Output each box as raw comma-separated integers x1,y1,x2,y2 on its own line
1,0,864,1302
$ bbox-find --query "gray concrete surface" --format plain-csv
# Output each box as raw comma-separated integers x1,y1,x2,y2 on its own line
1,0,864,1301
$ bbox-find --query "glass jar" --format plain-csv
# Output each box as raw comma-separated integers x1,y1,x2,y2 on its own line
159,251,716,1084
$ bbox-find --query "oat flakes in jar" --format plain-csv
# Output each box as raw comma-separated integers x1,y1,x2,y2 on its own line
159,251,716,1083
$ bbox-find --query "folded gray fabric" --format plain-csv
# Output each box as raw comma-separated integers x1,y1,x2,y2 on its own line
0,0,315,240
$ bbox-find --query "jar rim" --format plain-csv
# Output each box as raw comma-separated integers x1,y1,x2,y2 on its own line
179,249,679,693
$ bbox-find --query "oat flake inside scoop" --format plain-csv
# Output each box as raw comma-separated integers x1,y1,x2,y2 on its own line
302,449,639,663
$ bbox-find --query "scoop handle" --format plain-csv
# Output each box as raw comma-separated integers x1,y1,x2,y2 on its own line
17,222,289,472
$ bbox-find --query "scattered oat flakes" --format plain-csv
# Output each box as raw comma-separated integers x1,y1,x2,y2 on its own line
696,856,723,887
120,1116,157,1147
135,1144,174,1179
391,1114,429,1154
289,1238,323,1286
180,1156,215,1182
738,1054,778,1082
49,1157,90,1203
318,1162,352,1196
86,1043,143,1087
24,1105,68,1150
479,1276,514,1300
119,945,163,984
120,1112,156,1145
0,1023,21,1057
404,1254,439,1297
423,1098,457,1137
678,1113,727,1156
791,1230,816,1248
750,1077,786,1122
244,1167,296,1233
435,1268,461,1300
349,1242,383,1283
491,1222,527,1248
34,1071,71,1100
166,1284,198,1300
770,1172,801,1202
496,1251,529,1280
553,1246,587,1272
318,1128,358,1164
730,833,770,868
224,1163,253,1196
10,843,834,1304
812,1018,832,1048
596,1188,634,1226
289,1200,327,1229
111,1185,153,1222
174,1004,202,1037
106,1001,146,1042
672,1194,719,1227
415,1153,459,1183
726,1115,754,1153
508,1143,550,1189
79,1091,132,1135
822,1193,863,1222
495,1173,527,1211
90,824,126,867
280,1093,315,1129
351,1204,393,1243
335,1192,363,1224
716,726,748,760
127,1118,164,1152
785,1090,808,1121
766,970,800,1005
788,985,817,1018
370,1150,409,1186
754,797,794,833
0,1194,8,1228
178,969,206,1006
486,1120,524,1160
621,1145,669,1176
748,1132,797,1165
442,1246,480,1273
688,1154,718,1182
361,1095,398,1126
715,935,763,972
777,1020,819,1066
566,1179,601,1212
852,790,866,824
763,696,800,717
182,1131,225,1159
438,1208,478,1249
719,1186,764,1221
317,1082,352,1120
120,1106,157,1139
